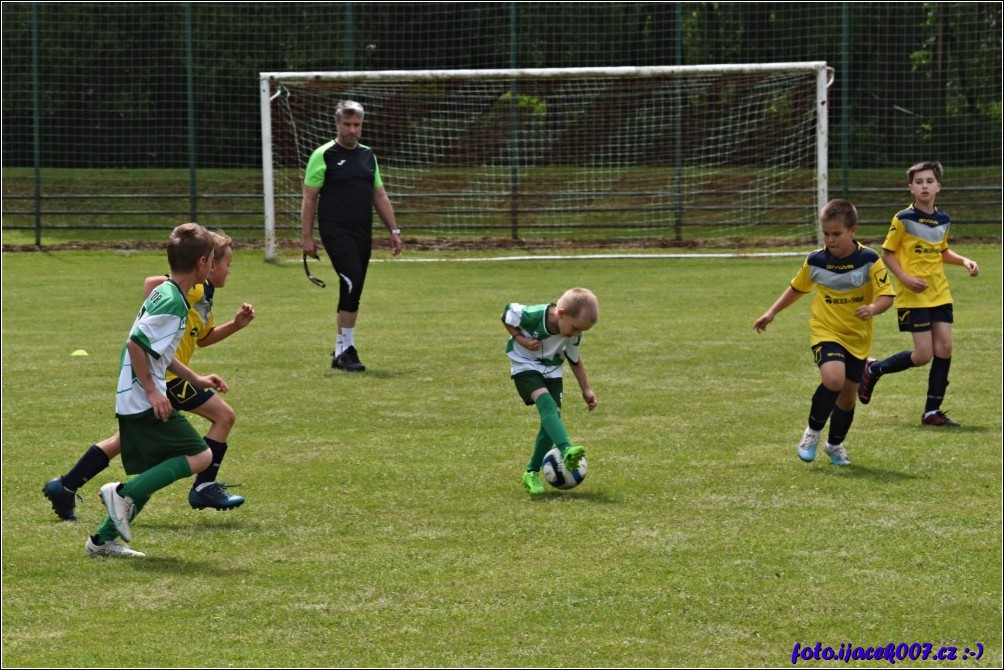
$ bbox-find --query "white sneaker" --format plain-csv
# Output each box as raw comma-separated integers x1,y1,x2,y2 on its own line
99,482,135,542
825,442,852,466
796,427,820,462
85,537,145,558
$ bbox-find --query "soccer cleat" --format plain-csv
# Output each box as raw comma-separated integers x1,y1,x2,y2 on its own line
99,482,135,542
562,445,585,471
825,442,852,466
333,346,366,372
857,357,879,405
522,471,545,495
921,410,960,427
43,477,81,521
85,536,145,558
796,427,820,462
188,482,245,510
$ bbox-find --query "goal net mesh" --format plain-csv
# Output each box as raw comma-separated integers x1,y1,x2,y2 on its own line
265,66,825,246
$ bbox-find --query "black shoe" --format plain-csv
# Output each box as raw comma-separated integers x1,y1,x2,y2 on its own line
857,357,878,405
921,410,961,427
334,346,366,372
189,482,245,510
43,477,80,521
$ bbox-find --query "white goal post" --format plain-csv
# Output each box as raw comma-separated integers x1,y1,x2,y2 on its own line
260,63,831,260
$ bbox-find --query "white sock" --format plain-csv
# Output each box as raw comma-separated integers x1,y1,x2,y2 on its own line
342,327,355,350
335,333,344,356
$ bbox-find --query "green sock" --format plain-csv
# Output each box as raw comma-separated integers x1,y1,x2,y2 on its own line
527,427,553,472
534,392,571,452
120,455,193,501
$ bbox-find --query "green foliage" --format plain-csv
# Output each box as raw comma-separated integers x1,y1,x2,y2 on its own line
2,246,1001,666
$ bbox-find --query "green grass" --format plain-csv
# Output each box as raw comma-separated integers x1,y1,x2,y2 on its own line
2,245,1001,666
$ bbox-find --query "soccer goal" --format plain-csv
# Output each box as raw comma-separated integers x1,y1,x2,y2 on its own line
260,63,831,260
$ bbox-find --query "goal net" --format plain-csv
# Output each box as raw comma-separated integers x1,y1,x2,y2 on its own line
260,63,830,259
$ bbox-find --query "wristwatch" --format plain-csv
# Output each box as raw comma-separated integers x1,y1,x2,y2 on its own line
390,228,401,235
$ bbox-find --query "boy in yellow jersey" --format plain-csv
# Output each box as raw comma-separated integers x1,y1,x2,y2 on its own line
755,199,895,466
43,231,255,521
857,162,979,426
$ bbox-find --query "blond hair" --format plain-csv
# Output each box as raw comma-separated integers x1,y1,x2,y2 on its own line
557,287,599,324
209,230,234,261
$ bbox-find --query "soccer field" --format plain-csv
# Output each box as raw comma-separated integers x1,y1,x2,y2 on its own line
2,246,1001,667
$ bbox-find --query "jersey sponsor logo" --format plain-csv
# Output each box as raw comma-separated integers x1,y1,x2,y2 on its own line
913,244,940,255
824,295,865,305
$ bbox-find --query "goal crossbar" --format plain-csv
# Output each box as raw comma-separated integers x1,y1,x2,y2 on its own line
260,62,830,83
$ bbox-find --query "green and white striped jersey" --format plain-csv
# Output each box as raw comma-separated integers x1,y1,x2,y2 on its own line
115,280,189,416
503,302,583,379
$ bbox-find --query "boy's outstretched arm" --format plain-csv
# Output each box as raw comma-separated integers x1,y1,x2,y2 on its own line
942,249,980,277
569,357,598,411
167,357,229,394
754,286,803,333
198,303,256,348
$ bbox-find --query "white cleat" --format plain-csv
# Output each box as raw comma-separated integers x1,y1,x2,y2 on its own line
825,442,852,466
99,482,135,542
85,537,145,558
797,427,820,462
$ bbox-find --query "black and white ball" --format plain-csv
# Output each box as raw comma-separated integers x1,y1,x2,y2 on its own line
541,447,587,489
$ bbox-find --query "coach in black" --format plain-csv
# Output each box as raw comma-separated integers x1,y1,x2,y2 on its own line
301,100,403,372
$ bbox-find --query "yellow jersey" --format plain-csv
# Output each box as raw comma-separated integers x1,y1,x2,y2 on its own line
882,205,953,308
790,241,895,359
166,281,215,381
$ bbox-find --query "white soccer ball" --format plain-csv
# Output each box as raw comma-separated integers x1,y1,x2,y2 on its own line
541,447,587,490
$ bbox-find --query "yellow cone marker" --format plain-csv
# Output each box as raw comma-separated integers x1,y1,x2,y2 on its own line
71,349,89,357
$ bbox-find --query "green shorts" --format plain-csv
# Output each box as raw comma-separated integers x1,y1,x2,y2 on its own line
512,371,563,407
118,409,208,475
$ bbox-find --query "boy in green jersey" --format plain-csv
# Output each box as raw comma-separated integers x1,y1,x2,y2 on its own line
86,223,228,558
45,231,254,521
502,288,599,495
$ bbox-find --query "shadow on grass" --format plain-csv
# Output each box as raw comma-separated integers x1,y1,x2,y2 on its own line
809,463,928,483
137,517,261,532
530,488,622,504
126,556,251,577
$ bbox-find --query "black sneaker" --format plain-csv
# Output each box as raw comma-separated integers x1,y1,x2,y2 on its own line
857,357,878,405
335,346,366,372
188,482,245,510
921,410,961,427
43,477,80,521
